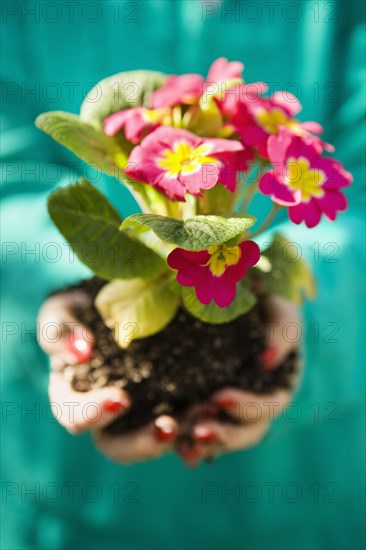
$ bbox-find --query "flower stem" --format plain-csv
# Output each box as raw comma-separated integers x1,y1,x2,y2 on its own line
247,204,280,239
235,161,268,213
240,179,259,212
172,106,182,128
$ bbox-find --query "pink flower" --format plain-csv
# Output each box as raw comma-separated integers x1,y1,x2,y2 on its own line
206,57,244,84
227,91,334,158
150,74,204,109
216,82,268,116
125,127,250,200
167,241,260,307
104,107,167,144
259,130,353,228
150,58,244,109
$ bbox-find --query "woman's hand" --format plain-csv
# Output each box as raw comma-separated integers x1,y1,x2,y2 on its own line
37,291,178,462
177,295,301,466
38,291,300,465
93,415,178,464
38,290,131,433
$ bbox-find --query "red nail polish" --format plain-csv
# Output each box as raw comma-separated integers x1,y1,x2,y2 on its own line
259,345,277,370
178,443,201,466
102,400,130,413
154,424,177,442
193,425,217,443
67,338,93,363
216,398,237,411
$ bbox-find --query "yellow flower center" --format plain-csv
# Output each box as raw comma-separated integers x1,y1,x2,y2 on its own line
285,156,326,202
158,141,218,178
142,108,165,123
255,107,298,134
207,244,241,277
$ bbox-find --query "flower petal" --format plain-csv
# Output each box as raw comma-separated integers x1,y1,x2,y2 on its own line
195,273,217,305
267,129,294,167
289,201,322,228
144,127,201,152
320,158,353,189
225,241,260,284
315,190,347,221
207,58,244,83
168,248,210,286
180,165,220,194
259,172,300,206
213,280,237,307
168,248,210,269
104,110,131,136
272,91,302,116
301,121,324,134
150,74,204,108
204,137,244,155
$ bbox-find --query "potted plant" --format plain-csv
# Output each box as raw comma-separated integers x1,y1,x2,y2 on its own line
35,58,352,436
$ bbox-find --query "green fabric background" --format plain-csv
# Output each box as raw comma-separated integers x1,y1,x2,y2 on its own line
1,1,365,549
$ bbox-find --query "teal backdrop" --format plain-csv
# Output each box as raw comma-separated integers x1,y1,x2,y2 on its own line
1,1,365,549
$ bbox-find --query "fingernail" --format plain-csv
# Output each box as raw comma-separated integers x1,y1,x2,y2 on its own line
215,398,237,412
193,425,217,443
259,345,277,370
154,421,177,442
66,337,93,363
102,399,130,413
178,443,201,467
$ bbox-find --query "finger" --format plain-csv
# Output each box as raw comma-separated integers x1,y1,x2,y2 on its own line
48,372,130,434
264,295,302,364
192,418,269,454
49,325,94,369
176,440,207,468
208,387,292,423
179,419,269,465
38,293,94,362
93,415,178,464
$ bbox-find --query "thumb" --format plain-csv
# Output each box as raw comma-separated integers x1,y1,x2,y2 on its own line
38,293,94,366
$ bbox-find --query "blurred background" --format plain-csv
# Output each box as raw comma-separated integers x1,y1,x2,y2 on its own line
1,1,365,549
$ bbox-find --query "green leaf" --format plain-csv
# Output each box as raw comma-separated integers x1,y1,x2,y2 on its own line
80,70,167,125
48,179,166,280
121,213,256,251
182,282,257,324
35,111,125,174
95,275,179,348
261,234,316,304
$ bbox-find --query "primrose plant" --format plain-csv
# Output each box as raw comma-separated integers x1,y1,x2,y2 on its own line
36,58,352,347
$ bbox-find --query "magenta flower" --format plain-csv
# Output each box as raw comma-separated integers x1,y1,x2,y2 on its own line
227,91,333,158
259,130,353,228
104,107,167,144
150,57,244,109
125,127,250,200
167,241,260,307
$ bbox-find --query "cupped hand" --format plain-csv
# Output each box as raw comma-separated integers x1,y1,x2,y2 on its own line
177,295,301,466
38,291,300,465
37,291,178,462
93,415,178,464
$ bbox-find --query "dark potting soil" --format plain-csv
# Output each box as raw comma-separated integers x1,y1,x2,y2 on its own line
61,278,298,434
